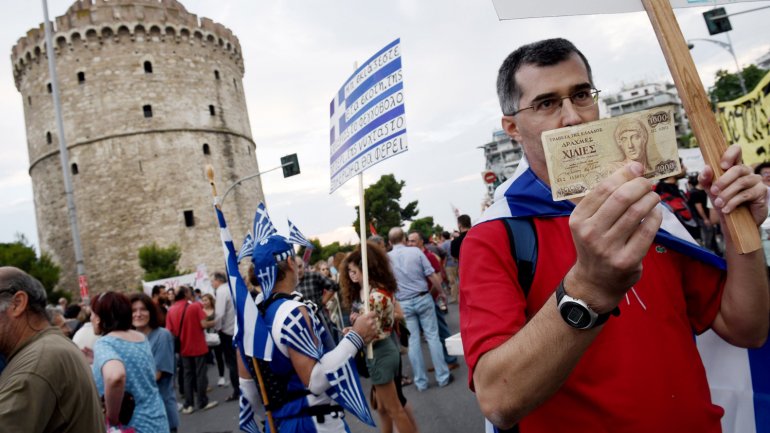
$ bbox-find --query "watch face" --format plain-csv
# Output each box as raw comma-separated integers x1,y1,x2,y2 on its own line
560,302,592,329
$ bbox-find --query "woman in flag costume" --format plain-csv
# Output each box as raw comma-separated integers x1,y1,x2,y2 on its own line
212,198,378,433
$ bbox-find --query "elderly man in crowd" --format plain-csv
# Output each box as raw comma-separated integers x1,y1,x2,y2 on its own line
0,266,104,433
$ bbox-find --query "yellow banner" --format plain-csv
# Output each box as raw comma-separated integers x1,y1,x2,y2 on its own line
716,70,770,166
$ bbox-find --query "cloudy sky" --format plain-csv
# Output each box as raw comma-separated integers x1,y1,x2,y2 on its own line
2,0,769,252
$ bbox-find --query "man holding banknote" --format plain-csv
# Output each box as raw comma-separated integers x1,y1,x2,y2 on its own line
459,38,768,433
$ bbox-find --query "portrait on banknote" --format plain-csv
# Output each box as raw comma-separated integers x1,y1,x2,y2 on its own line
542,106,681,201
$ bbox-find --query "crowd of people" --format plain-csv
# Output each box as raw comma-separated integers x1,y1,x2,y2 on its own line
0,263,259,433
0,219,469,433
1,36,768,433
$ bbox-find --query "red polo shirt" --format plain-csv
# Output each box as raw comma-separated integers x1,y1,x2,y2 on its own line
460,218,725,433
166,300,208,357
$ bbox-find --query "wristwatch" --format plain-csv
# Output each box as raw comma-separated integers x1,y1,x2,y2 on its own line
556,279,620,330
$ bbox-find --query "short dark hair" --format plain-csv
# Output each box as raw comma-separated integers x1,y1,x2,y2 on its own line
91,291,132,335
457,214,471,230
497,38,594,115
175,285,190,302
128,293,161,329
442,231,451,240
408,230,428,244
151,285,164,297
64,304,82,319
754,162,770,175
212,271,227,283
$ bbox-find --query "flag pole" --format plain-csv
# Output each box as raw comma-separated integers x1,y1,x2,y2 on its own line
642,0,760,254
358,173,374,359
206,165,276,433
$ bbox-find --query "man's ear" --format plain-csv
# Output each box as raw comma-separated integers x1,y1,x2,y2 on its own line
8,291,29,319
501,115,522,143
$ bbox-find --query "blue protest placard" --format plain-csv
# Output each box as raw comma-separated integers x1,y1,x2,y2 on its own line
329,38,408,193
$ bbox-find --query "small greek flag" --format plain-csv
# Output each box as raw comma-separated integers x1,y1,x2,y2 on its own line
214,204,273,362
238,393,260,433
287,219,314,249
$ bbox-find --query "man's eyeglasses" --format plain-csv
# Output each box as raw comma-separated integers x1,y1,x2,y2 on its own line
511,89,601,117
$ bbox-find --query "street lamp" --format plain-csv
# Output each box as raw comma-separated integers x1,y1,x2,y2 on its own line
688,37,748,94
220,155,300,207
42,0,90,301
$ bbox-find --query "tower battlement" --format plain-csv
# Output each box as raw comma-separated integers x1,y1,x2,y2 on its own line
11,0,243,89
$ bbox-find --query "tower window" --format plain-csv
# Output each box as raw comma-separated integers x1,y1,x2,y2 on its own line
144,61,153,74
214,70,220,80
47,83,52,93
233,78,237,90
71,163,79,175
46,131,52,144
143,105,153,118
202,143,210,155
27,96,32,106
77,72,85,84
209,105,216,116
183,210,195,227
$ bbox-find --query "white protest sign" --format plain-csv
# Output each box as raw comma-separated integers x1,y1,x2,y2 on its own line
141,264,212,296
329,38,408,193
491,0,763,19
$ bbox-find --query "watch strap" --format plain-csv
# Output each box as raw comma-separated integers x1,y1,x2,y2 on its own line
556,279,620,329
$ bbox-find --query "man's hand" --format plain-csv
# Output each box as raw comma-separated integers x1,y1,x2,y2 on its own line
567,162,662,313
699,144,767,226
351,311,378,344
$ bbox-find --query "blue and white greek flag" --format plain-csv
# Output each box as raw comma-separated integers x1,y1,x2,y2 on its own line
238,232,254,264
698,330,770,433
287,219,314,249
325,351,376,426
280,305,375,427
238,394,260,433
329,38,409,193
214,204,273,362
253,203,277,243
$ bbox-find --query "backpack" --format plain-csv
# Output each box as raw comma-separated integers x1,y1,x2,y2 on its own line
492,218,536,433
655,186,696,226
501,218,538,296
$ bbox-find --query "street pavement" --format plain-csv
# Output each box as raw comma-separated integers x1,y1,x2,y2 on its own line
179,302,487,432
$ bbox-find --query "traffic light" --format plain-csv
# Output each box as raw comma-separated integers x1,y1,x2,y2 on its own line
703,8,732,36
281,153,300,178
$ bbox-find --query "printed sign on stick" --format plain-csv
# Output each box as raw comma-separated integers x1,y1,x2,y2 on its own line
329,38,408,193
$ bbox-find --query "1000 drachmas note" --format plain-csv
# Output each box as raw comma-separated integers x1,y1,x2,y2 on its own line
542,105,681,201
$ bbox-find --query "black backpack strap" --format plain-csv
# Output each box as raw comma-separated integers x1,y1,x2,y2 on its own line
501,218,537,297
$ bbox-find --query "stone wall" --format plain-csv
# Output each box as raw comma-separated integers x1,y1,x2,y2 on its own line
11,0,263,294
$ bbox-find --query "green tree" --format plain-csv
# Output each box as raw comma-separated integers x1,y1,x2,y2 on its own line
138,243,183,281
321,241,356,260
0,234,63,303
409,217,434,237
709,65,768,103
409,217,446,240
353,174,418,238
297,239,357,266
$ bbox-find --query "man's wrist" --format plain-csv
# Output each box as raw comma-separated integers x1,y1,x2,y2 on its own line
563,268,620,315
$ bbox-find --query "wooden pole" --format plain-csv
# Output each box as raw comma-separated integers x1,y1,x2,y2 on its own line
205,164,277,433
358,173,374,359
251,358,277,433
642,0,760,254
